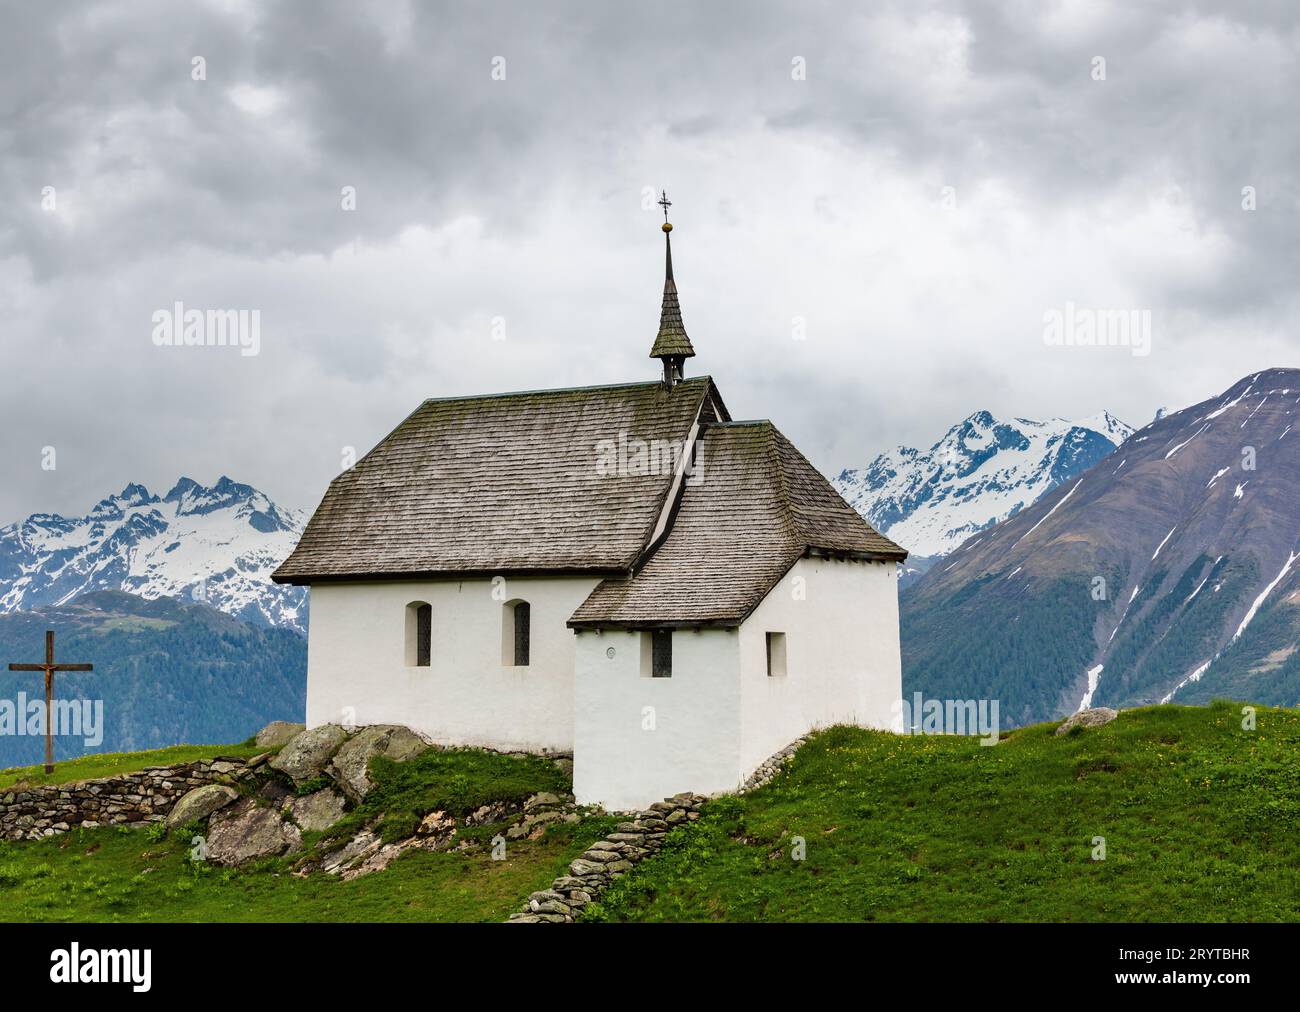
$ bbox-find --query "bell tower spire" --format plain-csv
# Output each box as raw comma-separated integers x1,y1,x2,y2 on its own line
649,190,695,388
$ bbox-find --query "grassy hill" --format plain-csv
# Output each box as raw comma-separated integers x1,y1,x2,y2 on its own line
588,702,1300,922
2,703,1297,922
0,743,615,923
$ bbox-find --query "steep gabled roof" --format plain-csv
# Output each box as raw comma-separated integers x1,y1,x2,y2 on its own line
273,377,728,584
567,420,906,628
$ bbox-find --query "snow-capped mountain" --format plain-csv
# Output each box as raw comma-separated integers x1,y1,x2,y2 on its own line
902,368,1300,724
0,477,308,633
833,410,1134,558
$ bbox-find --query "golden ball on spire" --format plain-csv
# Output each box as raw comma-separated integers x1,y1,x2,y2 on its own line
662,222,673,232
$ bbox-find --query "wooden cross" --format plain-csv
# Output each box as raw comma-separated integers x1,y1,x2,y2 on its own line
7,630,93,774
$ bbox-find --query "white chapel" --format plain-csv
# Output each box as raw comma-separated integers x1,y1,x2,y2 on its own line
274,198,906,810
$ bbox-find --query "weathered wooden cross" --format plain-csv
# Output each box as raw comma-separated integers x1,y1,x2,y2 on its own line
7,630,93,774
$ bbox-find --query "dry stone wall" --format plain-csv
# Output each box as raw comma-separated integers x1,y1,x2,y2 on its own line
0,757,257,842
509,792,707,923
509,735,809,922
738,735,807,793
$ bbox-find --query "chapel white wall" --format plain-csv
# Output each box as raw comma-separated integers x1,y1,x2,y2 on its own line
737,557,903,778
573,627,741,811
305,576,600,752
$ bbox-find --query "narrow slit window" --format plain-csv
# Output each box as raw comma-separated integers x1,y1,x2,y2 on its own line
766,632,787,678
406,602,432,667
417,605,432,666
513,601,531,666
651,629,672,678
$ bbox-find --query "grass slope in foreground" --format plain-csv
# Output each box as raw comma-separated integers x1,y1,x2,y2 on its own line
588,703,1300,922
0,746,616,922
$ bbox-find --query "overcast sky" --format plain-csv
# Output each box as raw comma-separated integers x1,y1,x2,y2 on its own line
1,0,1296,520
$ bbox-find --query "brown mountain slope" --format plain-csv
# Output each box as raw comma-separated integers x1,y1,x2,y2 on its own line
902,367,1300,725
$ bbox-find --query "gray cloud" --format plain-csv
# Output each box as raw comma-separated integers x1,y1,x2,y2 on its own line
1,0,1297,521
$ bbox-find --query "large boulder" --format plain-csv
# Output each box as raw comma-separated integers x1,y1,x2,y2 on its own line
255,720,306,748
1056,707,1119,736
329,725,428,801
270,724,350,782
165,784,238,828
205,798,302,866
285,788,348,833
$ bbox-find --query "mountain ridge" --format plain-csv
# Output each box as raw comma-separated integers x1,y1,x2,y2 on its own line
0,477,307,634
902,367,1300,725
834,409,1133,559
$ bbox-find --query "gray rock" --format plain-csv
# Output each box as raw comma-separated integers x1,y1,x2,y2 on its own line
285,788,347,832
321,829,382,875
524,791,562,811
270,724,350,782
416,810,456,836
579,849,621,863
257,778,294,806
205,799,299,866
552,876,586,891
1055,707,1119,736
328,724,428,800
165,784,238,829
465,800,518,826
340,836,425,880
254,720,306,748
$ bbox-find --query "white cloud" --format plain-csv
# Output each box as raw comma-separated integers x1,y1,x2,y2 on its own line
1,0,1296,521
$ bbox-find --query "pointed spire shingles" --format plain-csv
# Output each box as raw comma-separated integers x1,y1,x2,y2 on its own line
650,224,695,360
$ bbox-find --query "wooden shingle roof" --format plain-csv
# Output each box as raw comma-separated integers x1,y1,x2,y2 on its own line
567,420,906,628
272,377,727,583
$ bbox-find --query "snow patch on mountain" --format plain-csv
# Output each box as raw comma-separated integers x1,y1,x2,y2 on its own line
1233,549,1299,642
0,477,308,633
833,410,1133,558
1077,664,1104,712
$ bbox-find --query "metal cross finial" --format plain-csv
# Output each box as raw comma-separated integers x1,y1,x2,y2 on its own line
658,190,672,223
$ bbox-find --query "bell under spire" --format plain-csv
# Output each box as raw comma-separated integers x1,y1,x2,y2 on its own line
649,190,695,387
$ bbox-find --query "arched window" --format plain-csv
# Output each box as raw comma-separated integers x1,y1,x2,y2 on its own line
405,601,431,667
502,600,531,666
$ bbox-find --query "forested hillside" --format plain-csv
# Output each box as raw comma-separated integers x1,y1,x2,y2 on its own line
0,591,305,768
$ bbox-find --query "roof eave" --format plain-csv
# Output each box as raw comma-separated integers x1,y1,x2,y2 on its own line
804,545,909,563
567,616,744,631
273,565,632,587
